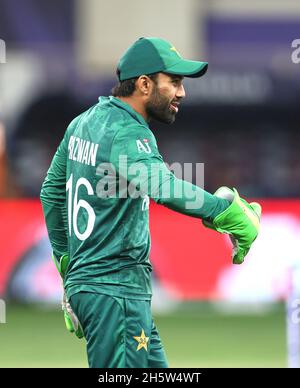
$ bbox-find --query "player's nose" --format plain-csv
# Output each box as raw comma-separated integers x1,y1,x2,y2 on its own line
176,84,186,99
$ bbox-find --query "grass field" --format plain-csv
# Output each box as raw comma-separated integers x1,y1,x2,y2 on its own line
0,303,287,368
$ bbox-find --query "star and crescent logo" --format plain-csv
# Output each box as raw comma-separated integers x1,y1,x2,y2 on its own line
170,46,181,57
133,329,149,351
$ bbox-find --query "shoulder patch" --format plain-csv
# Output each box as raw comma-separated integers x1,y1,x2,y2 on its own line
136,139,151,154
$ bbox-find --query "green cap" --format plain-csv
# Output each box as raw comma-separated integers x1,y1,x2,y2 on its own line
117,37,208,81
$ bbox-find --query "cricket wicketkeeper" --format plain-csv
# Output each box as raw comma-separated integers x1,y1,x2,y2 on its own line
40,37,261,368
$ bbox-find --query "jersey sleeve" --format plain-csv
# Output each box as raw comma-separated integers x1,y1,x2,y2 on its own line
110,124,229,220
40,133,69,259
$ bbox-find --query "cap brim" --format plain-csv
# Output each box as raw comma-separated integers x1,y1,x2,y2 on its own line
165,59,208,78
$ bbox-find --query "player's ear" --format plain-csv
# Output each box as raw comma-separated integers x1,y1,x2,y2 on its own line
136,75,152,96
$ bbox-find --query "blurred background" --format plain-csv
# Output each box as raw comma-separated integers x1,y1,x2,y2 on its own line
0,0,300,367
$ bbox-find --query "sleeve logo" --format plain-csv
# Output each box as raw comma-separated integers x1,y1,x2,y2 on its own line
136,139,151,154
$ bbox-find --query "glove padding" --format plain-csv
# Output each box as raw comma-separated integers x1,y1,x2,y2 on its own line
203,187,261,264
62,290,84,339
52,253,84,339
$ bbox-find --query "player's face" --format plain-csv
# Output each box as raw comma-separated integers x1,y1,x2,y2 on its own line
145,73,185,124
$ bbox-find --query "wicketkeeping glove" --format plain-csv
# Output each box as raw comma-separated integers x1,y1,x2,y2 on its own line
52,253,84,339
203,187,262,264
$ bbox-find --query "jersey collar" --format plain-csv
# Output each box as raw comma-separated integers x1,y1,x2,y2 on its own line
108,96,149,128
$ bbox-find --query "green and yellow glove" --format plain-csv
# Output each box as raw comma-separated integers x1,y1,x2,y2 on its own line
203,187,262,264
52,253,84,339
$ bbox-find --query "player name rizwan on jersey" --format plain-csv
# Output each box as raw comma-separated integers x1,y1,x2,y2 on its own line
68,135,99,167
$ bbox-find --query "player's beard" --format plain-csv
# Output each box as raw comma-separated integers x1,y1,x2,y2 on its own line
145,84,177,124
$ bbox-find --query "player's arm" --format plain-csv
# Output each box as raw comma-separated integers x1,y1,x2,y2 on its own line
40,136,69,260
40,115,83,263
111,125,261,264
40,127,83,339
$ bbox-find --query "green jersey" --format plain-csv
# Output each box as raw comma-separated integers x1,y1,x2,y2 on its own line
40,96,229,300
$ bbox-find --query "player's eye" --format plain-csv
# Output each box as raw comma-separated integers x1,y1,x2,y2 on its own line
172,79,181,86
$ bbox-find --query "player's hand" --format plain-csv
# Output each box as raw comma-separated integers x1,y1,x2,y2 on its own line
52,253,84,339
203,187,261,264
52,253,69,278
62,291,84,339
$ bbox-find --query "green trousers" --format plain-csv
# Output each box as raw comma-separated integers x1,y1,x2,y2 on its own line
69,292,168,368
